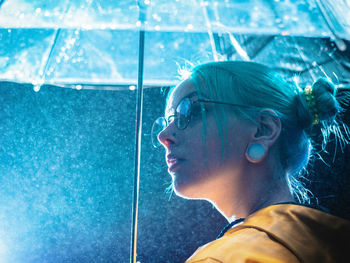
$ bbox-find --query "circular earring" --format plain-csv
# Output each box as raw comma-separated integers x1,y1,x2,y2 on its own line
246,144,266,163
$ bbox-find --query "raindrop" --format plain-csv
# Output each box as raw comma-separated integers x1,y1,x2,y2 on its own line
186,24,194,30
33,85,41,92
152,14,162,22
335,39,347,52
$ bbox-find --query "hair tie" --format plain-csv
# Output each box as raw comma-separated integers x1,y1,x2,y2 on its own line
304,85,320,125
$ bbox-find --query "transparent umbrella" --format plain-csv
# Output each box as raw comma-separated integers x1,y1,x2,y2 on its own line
0,1,349,263
1,0,349,86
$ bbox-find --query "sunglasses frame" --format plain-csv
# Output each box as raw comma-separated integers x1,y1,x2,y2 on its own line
151,92,258,147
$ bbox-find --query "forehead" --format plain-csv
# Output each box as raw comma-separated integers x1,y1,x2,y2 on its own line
165,79,196,116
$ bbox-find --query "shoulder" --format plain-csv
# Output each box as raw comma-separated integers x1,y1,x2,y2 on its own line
186,204,350,263
185,227,299,263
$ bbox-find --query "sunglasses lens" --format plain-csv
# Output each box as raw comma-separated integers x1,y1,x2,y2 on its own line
151,117,167,148
176,98,191,129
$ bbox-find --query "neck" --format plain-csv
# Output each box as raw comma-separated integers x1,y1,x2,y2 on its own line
207,165,295,222
217,181,294,222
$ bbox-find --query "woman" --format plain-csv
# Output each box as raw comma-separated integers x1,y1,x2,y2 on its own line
152,61,350,262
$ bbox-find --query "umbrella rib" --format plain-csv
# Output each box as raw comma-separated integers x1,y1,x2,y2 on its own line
315,0,347,50
201,0,219,61
249,35,275,60
40,29,61,84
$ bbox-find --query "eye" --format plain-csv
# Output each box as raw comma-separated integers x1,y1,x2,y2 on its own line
167,115,175,123
176,98,191,118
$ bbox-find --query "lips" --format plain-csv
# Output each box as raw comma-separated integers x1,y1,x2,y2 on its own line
166,154,185,172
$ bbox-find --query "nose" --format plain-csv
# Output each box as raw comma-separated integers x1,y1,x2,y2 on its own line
157,122,177,149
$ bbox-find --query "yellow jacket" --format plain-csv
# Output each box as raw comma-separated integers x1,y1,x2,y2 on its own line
185,204,350,263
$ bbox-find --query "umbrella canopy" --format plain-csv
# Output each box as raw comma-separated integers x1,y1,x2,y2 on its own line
0,0,349,86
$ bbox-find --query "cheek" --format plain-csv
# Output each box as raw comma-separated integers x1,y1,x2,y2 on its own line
195,126,226,171
204,120,249,167
190,124,222,162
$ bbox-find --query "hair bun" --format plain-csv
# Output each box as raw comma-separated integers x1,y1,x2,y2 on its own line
295,77,340,129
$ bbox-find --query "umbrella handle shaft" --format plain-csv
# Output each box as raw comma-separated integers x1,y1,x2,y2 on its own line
130,27,145,263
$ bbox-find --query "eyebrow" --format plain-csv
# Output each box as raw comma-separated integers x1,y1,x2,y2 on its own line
165,91,199,116
183,91,199,99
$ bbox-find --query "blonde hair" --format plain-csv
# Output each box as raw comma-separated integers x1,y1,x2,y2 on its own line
188,61,345,203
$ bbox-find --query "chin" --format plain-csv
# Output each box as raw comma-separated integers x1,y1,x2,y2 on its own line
172,178,205,200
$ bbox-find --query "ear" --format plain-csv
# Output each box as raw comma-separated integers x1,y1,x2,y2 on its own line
253,109,281,146
245,109,281,163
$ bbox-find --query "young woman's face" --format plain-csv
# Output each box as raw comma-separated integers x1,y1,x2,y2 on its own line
158,79,254,199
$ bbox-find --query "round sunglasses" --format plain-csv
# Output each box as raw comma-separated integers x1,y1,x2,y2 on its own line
151,92,254,148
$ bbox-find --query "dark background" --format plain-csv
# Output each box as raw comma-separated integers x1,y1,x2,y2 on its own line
0,82,349,262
